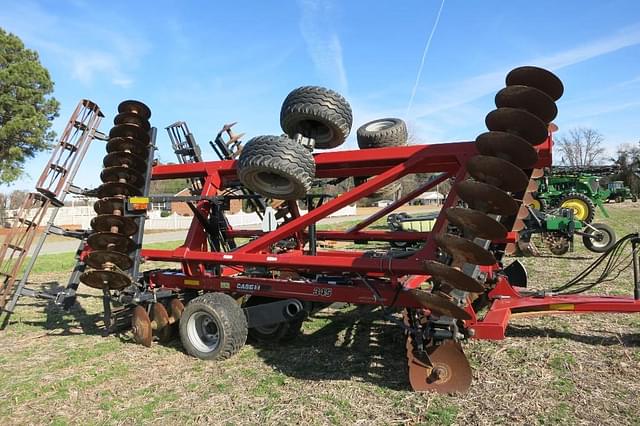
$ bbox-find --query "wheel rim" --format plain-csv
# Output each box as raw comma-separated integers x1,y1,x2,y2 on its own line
187,311,220,353
561,199,589,220
589,229,611,249
365,120,395,132
530,199,541,209
296,119,333,146
254,171,295,196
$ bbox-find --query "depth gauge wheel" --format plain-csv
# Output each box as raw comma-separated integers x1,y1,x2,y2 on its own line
244,296,305,343
237,135,315,200
179,293,247,360
582,223,616,253
558,192,595,223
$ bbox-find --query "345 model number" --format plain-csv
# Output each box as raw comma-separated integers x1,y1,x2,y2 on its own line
312,287,332,297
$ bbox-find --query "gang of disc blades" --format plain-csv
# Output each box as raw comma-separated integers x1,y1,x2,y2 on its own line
79,269,132,290
405,288,472,320
495,85,557,123
466,155,529,192
85,250,133,270
485,107,548,146
455,181,519,216
118,100,151,120
114,112,151,131
132,305,152,347
423,260,485,293
445,207,508,240
434,233,497,265
103,151,147,171
91,214,138,236
100,166,145,187
109,123,150,143
475,131,538,169
87,231,136,253
96,182,142,198
107,137,149,157
94,197,126,215
505,66,564,101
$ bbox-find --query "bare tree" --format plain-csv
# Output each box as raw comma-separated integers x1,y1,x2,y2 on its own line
555,127,606,167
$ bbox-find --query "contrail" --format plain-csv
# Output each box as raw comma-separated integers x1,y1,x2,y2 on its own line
406,0,446,115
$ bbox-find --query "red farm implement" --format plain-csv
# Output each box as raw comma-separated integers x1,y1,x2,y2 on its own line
1,66,638,393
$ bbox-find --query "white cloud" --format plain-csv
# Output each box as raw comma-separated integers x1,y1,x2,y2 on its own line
298,0,348,93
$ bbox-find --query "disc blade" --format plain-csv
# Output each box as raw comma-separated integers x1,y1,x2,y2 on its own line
466,155,529,192
434,233,496,266
475,131,538,169
408,340,472,393
169,298,185,322
526,179,539,193
107,137,149,157
530,168,544,179
103,151,147,171
85,250,133,270
114,112,151,131
423,261,485,293
495,85,557,123
506,66,564,101
511,218,526,231
455,181,519,215
96,182,142,198
516,205,530,219
80,269,132,290
446,208,508,240
132,305,152,347
100,166,145,187
109,123,150,143
405,289,472,320
485,107,548,146
87,231,136,253
91,214,138,236
522,192,534,205
94,197,125,215
118,100,151,120
151,303,173,343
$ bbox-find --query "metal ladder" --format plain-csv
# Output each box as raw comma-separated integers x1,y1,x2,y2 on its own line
0,100,104,327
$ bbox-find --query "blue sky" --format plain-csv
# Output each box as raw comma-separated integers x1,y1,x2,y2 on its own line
2,0,640,191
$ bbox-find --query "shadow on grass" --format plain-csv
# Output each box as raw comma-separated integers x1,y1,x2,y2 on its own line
506,324,640,347
253,305,411,390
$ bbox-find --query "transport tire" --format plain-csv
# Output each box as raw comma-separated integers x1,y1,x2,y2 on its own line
244,296,304,343
558,192,595,223
582,223,616,253
237,135,315,200
280,86,353,149
179,293,247,360
357,118,408,149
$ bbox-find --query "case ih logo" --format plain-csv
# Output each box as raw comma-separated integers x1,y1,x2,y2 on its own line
236,283,261,292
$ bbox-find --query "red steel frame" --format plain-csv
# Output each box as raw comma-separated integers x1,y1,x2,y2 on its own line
140,137,640,339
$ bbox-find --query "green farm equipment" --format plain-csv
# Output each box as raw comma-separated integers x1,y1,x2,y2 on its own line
607,181,637,203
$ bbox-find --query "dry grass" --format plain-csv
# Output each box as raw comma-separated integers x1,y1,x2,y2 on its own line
0,203,639,425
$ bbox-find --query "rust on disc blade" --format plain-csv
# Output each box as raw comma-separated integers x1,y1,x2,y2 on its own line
530,168,544,179
423,261,485,293
169,298,185,322
455,181,519,216
511,218,526,231
118,100,151,120
96,182,142,198
94,197,125,215
85,250,133,270
495,85,557,123
100,166,145,187
409,340,472,393
132,305,152,347
485,107,548,146
504,242,517,255
151,303,172,344
87,231,136,253
475,131,538,169
114,112,150,131
405,289,472,320
522,192,534,205
434,233,496,265
516,205,530,219
103,151,147,171
80,269,132,290
109,123,150,143
107,137,149,157
506,66,564,101
91,214,138,236
526,179,539,193
446,207,508,240
466,155,529,192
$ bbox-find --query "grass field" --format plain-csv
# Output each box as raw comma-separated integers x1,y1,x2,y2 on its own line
0,203,639,425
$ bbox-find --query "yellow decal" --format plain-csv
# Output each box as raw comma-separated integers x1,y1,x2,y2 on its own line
549,303,575,311
184,279,200,287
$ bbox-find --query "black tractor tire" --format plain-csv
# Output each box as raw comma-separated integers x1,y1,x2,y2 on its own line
244,296,305,344
237,135,315,200
179,293,247,360
632,195,638,202
280,86,352,149
558,192,596,223
582,223,616,253
356,118,408,149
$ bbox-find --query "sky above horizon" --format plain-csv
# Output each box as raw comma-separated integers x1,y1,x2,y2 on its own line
2,0,640,192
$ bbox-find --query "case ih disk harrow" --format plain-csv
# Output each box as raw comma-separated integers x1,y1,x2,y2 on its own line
1,66,639,393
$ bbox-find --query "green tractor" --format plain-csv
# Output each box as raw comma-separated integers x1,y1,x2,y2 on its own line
530,166,617,223
606,181,637,203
